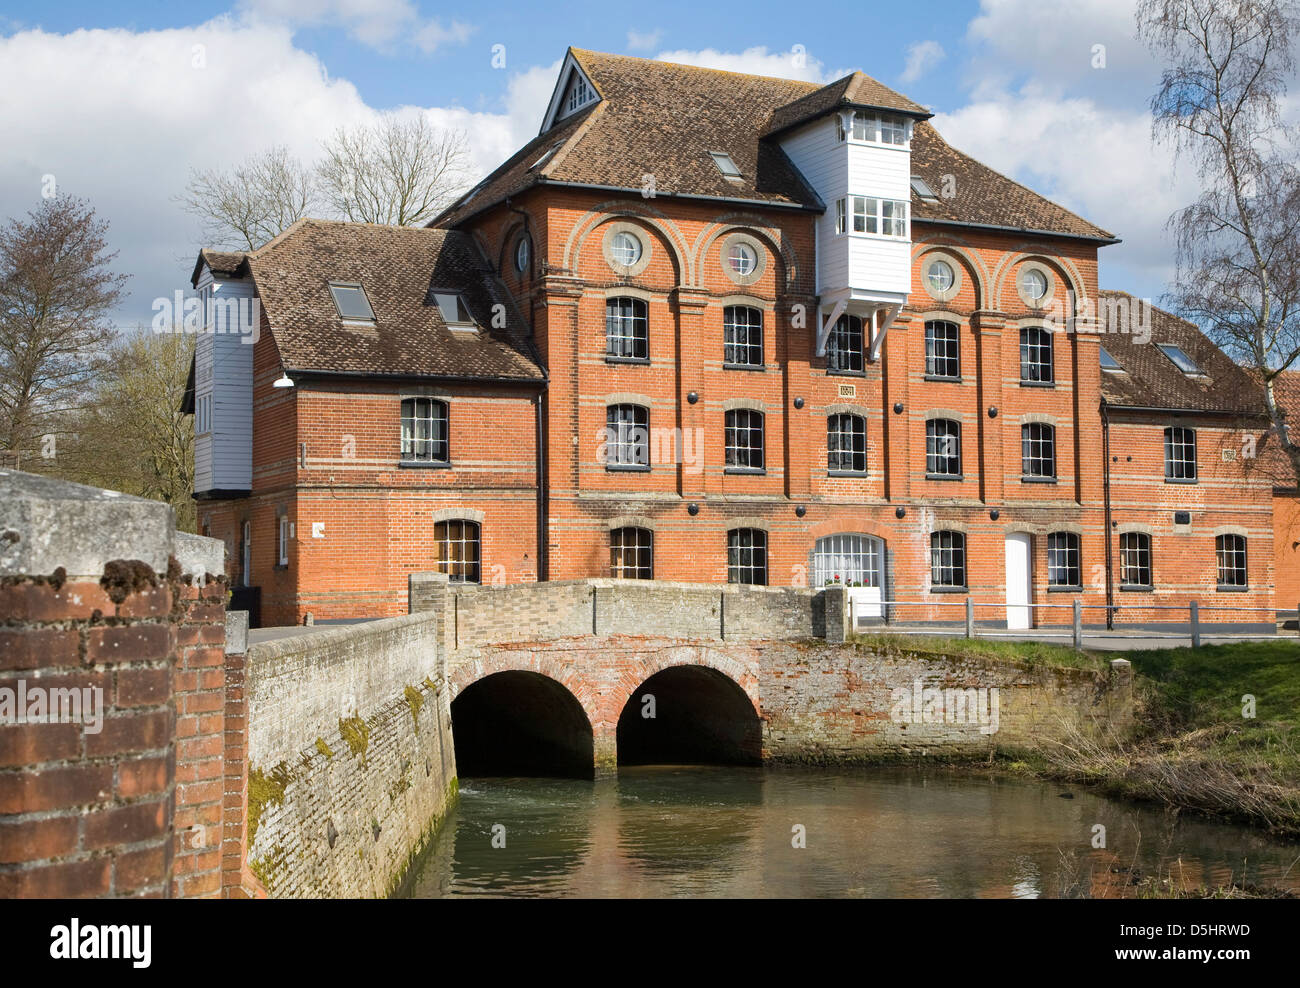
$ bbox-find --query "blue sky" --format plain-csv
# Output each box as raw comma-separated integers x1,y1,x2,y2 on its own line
0,0,1234,326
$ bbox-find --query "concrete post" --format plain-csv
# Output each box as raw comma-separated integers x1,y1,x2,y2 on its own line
965,598,975,639
1190,600,1201,648
823,585,850,643
1072,599,1083,649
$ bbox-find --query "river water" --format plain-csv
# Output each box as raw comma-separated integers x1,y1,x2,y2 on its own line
400,765,1300,898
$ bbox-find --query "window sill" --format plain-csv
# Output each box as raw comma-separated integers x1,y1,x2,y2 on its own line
1019,380,1056,388
723,363,766,372
1164,477,1199,485
1021,476,1058,484
923,375,963,384
1047,585,1083,593
1215,584,1250,592
606,464,651,473
827,368,866,378
725,467,767,476
1119,584,1154,593
399,460,451,469
925,473,964,481
605,356,650,366
828,470,868,478
274,563,289,572
930,586,969,594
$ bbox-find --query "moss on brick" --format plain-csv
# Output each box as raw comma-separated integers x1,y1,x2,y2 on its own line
247,761,290,846
339,714,370,761
404,685,425,733
316,736,334,759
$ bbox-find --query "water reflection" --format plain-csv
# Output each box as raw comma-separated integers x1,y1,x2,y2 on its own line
398,765,1300,899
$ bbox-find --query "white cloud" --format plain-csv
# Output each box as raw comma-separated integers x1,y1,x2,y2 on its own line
900,40,944,84
653,45,836,84
0,19,537,328
626,29,664,53
237,0,473,54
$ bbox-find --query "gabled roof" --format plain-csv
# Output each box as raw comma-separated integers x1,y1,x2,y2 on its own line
190,248,249,287
435,48,1113,245
1097,290,1264,415
193,219,544,382
910,123,1115,242
1245,369,1300,489
763,70,931,137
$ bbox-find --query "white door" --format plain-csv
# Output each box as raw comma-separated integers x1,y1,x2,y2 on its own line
1004,533,1032,630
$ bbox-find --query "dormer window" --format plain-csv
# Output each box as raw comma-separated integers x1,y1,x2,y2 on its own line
1156,343,1204,376
433,292,475,329
709,151,742,180
329,282,375,322
560,71,595,119
835,196,908,238
837,110,910,147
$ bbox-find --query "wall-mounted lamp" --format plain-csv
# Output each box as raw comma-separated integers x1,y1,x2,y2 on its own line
990,509,1000,520
893,402,904,414
795,505,806,518
687,502,699,516
895,507,906,519
273,367,295,388
687,391,699,404
988,406,998,418
793,396,804,409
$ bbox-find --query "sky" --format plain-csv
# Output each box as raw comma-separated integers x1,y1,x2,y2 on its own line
0,0,1267,328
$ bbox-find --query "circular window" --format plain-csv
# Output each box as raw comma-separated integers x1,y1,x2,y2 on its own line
1020,268,1048,302
728,242,757,276
927,259,954,294
514,235,530,273
610,231,642,267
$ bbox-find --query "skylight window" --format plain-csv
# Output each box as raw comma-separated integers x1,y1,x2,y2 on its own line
910,176,940,203
529,142,561,171
709,151,742,180
1099,346,1124,372
1156,343,1204,376
329,283,375,322
433,292,475,329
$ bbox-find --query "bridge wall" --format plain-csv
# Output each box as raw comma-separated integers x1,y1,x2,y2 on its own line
242,608,456,898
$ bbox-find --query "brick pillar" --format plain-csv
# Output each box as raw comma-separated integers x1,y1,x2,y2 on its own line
170,532,230,898
0,471,176,897
881,311,912,503
674,288,710,500
783,292,816,500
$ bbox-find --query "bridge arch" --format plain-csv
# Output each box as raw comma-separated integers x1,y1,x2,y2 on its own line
617,665,761,767
450,670,594,778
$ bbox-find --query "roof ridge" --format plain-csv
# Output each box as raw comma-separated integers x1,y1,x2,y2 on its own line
571,47,827,89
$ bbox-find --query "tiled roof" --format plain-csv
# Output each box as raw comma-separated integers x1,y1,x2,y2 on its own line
910,123,1114,241
437,49,1113,243
215,219,544,381
190,248,249,286
763,71,931,136
1097,290,1265,415
1246,369,1300,488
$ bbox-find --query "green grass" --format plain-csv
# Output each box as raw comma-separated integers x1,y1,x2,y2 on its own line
848,632,1110,673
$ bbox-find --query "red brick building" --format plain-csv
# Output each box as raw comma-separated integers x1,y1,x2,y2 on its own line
186,48,1279,630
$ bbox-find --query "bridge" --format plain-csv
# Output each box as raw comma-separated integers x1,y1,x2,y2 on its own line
2,470,1133,899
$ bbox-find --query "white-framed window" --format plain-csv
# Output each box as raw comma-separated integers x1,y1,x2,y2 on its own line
813,534,883,588
606,296,649,360
195,393,212,434
926,259,955,294
837,111,909,147
561,72,595,117
727,528,767,585
610,527,653,579
708,151,742,179
827,413,867,474
241,520,251,587
329,282,376,321
609,231,642,266
514,235,531,273
433,292,475,330
1119,532,1152,588
724,409,765,472
1019,268,1049,303
401,397,449,463
726,242,757,276
924,321,960,379
826,314,864,374
1047,532,1081,588
930,531,966,588
434,519,480,583
1021,423,1056,479
278,515,289,567
1020,326,1054,383
1164,426,1197,481
1216,534,1247,588
926,419,962,477
833,196,908,238
605,404,650,470
723,305,763,367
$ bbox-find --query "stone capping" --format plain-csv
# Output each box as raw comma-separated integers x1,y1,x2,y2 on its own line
1019,411,1059,427
450,576,806,598
0,468,173,579
245,610,439,665
722,396,766,413
1117,521,1154,536
175,530,226,582
1212,524,1249,538
225,610,250,655
824,402,871,419
430,506,485,524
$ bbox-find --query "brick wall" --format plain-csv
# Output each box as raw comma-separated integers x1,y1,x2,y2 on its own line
241,610,455,898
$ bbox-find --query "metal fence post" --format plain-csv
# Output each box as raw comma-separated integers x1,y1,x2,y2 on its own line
1190,600,1201,648
965,598,975,639
1073,599,1082,649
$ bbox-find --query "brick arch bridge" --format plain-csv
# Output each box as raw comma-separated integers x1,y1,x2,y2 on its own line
447,635,763,772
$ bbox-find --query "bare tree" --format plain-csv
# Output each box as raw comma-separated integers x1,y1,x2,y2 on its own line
1138,0,1300,484
0,196,125,465
180,145,315,250
317,113,472,226
61,327,197,531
